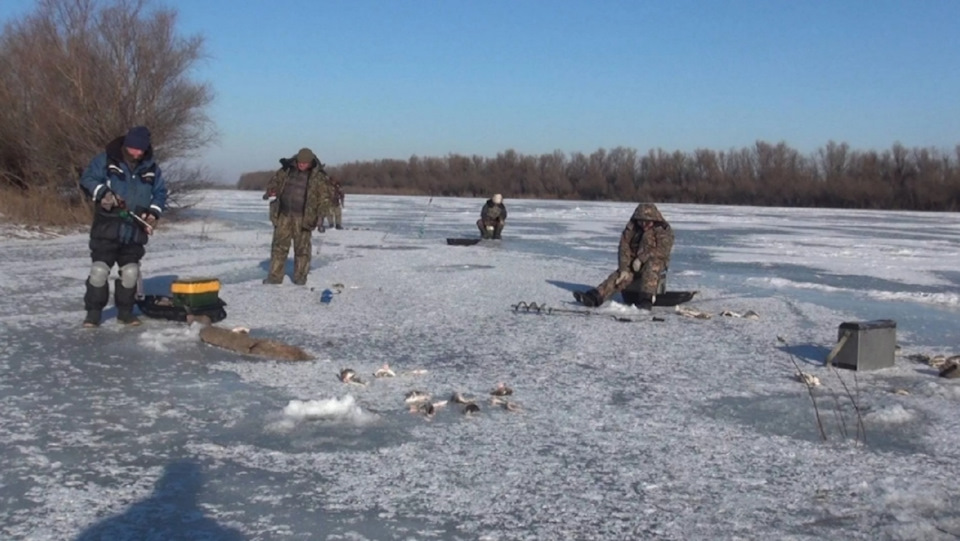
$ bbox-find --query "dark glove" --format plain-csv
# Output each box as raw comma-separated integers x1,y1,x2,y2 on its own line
100,191,118,211
134,206,159,227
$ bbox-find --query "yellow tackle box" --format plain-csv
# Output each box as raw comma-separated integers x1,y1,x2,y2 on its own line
171,277,221,308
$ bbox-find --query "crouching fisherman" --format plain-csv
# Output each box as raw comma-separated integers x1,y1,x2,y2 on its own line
477,193,507,239
79,126,167,327
573,202,673,310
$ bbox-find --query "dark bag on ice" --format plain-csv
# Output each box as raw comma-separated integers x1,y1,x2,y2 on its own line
136,295,228,323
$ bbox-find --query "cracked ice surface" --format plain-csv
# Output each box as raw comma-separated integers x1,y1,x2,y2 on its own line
1,192,960,540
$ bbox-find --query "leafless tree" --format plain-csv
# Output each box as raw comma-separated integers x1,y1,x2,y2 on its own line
0,0,215,197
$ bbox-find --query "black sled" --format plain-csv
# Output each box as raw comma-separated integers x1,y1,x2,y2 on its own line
627,290,698,307
621,273,697,307
447,238,482,246
136,295,228,323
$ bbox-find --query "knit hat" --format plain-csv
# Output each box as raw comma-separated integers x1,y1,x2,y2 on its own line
296,148,316,163
123,126,151,151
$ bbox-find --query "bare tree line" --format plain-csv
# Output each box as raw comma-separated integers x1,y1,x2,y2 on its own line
239,141,960,210
0,0,215,220
3,1,957,218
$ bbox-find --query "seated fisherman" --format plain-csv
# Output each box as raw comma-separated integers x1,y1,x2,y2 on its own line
477,193,507,239
573,202,674,310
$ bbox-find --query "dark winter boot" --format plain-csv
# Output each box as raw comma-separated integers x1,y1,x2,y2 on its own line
573,288,603,308
292,256,310,285
263,257,284,284
117,311,141,326
335,224,343,230
492,224,503,240
115,279,141,326
83,278,109,327
83,309,102,328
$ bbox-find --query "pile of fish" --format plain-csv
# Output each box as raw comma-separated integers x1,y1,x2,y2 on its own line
337,364,521,418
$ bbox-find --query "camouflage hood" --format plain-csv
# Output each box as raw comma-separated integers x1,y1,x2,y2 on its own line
631,203,666,223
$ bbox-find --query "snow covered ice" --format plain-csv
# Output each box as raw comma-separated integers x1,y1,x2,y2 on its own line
2,191,960,540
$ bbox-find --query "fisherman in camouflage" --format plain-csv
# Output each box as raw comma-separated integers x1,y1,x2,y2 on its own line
477,193,507,239
262,148,332,285
326,177,345,230
573,203,674,310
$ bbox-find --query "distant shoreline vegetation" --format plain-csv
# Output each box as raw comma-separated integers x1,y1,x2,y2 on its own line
238,141,960,211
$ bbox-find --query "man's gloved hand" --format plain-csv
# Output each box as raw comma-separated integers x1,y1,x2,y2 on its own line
631,258,642,272
100,191,118,211
136,212,156,235
617,270,632,284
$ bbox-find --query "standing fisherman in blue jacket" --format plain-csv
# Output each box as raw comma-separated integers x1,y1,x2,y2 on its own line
79,126,167,327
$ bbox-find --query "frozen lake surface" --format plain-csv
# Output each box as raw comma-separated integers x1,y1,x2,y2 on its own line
1,191,959,540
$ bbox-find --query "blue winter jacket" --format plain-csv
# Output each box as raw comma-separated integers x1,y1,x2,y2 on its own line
80,136,168,244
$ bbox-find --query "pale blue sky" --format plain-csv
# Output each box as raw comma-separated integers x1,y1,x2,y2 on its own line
2,0,958,183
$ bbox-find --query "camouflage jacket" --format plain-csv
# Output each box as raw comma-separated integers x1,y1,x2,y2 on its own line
618,203,674,271
264,158,332,228
331,181,344,207
479,200,507,224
